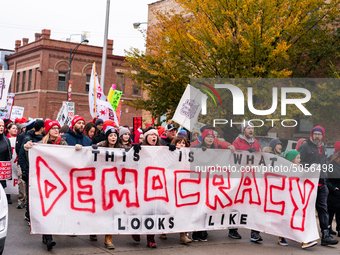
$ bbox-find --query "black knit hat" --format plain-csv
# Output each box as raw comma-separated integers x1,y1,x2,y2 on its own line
34,119,45,131
104,126,118,139
95,118,104,126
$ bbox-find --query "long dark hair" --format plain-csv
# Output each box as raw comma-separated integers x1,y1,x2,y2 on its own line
84,122,96,139
102,130,121,148
120,134,132,147
171,136,190,147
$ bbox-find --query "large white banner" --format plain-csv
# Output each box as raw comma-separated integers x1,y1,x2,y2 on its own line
0,70,13,108
4,138,19,194
29,144,320,243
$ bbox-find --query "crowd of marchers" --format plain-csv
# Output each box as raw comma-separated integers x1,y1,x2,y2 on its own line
0,116,339,251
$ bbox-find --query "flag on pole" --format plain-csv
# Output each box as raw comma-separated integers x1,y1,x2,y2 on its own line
88,63,119,125
172,84,207,131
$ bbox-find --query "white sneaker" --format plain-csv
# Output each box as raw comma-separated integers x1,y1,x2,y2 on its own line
301,241,317,249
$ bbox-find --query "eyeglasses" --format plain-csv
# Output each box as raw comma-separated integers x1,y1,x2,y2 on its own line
51,127,60,130
205,135,215,139
313,133,323,136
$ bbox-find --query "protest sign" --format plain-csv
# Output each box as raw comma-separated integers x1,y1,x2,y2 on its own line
11,106,24,120
0,70,13,108
0,93,15,119
29,144,319,243
0,162,11,180
172,84,207,131
5,138,19,194
110,90,122,111
56,102,75,126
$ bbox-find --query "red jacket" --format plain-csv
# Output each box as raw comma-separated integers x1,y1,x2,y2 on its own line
191,138,231,149
232,136,261,151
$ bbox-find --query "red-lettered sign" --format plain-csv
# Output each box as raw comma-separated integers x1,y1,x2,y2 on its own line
0,161,12,180
28,144,320,243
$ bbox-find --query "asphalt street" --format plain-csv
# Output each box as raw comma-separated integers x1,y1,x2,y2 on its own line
3,194,340,255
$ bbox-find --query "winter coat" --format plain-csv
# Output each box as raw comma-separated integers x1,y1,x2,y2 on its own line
38,136,68,146
232,135,261,151
160,134,172,146
191,137,231,149
298,139,328,185
18,130,44,181
61,128,92,146
92,130,105,144
327,160,340,210
0,133,12,188
194,142,217,149
15,131,27,155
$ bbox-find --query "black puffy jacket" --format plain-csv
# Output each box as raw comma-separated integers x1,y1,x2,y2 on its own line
298,139,328,184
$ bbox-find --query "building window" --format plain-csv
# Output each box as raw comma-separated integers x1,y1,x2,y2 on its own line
297,119,314,133
22,71,26,91
28,69,32,90
16,72,20,92
85,74,90,93
132,83,140,96
116,72,125,94
58,71,67,91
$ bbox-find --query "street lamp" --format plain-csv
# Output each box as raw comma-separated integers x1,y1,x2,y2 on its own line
67,39,89,100
133,22,147,29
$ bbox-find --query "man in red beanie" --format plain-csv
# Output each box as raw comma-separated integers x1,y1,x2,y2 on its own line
61,115,92,147
298,125,338,246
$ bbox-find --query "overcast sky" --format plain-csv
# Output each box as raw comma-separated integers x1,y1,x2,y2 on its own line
0,0,156,56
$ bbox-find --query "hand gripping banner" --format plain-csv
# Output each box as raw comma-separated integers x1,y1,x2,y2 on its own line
29,144,320,243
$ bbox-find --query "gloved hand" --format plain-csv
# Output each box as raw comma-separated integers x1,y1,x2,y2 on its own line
92,144,98,150
24,140,33,151
168,144,176,151
248,147,257,153
75,144,82,151
133,143,142,153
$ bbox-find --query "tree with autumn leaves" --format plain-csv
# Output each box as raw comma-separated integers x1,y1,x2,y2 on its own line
125,0,340,138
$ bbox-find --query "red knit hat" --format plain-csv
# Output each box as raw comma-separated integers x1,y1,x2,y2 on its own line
202,129,215,140
71,115,85,128
103,120,117,133
45,119,61,134
335,141,340,154
158,126,165,137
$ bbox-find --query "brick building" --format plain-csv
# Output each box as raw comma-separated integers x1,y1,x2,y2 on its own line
145,0,340,144
4,29,142,126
